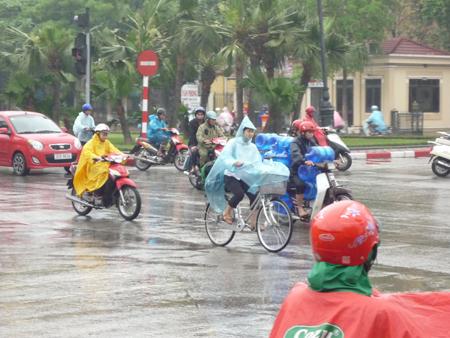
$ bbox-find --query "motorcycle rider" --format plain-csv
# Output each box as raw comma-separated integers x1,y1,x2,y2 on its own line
289,120,317,220
185,106,206,174
363,105,388,136
270,200,450,338
196,111,224,167
73,123,124,206
292,105,327,146
73,103,95,145
147,107,170,155
217,106,234,136
205,116,289,227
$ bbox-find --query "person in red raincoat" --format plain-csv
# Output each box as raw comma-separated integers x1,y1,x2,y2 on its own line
270,200,450,338
293,106,327,146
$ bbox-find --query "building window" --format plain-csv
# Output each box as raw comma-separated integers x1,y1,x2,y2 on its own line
365,79,381,112
409,79,439,112
336,79,353,125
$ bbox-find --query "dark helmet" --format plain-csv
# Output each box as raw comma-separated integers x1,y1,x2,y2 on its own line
82,103,93,111
194,106,206,114
156,107,166,116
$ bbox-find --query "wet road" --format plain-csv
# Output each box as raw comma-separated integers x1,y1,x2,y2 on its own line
1,157,449,337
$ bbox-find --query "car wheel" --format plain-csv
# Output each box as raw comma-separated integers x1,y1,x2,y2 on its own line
12,152,30,176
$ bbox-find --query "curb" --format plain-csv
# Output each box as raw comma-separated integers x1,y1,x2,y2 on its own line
351,147,431,160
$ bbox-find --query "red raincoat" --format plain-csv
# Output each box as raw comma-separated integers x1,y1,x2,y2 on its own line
302,115,327,146
270,282,450,338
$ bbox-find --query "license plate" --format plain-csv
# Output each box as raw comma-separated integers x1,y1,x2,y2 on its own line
54,153,72,160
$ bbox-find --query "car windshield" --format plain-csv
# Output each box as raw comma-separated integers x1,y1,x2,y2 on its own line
9,114,61,134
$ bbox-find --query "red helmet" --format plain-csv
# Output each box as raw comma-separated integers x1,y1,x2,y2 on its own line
298,120,316,133
292,119,302,131
305,106,316,115
310,200,380,266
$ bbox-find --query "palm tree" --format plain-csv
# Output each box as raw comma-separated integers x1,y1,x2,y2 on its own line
2,23,72,121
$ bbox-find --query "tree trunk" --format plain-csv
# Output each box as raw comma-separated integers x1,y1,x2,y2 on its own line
235,55,245,121
52,81,61,124
172,53,186,126
296,62,313,121
266,105,283,133
200,65,216,108
116,99,132,144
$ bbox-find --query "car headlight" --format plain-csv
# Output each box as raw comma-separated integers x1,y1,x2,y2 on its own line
74,138,82,150
28,140,44,151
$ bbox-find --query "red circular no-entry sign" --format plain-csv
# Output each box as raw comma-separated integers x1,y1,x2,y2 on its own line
136,50,159,76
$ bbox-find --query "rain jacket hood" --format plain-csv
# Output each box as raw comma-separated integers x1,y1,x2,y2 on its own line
73,133,121,195
205,117,289,212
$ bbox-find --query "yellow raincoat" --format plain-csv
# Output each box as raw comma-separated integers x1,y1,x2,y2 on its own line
73,133,121,195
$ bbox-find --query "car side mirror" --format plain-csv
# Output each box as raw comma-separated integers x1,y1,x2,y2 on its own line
0,127,10,135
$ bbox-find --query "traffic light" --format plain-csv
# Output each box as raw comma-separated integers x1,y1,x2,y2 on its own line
72,33,86,75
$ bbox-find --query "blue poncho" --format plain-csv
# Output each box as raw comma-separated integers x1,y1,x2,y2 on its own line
205,116,290,212
366,109,387,132
147,115,170,146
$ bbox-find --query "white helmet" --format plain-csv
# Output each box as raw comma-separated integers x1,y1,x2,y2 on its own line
94,123,110,133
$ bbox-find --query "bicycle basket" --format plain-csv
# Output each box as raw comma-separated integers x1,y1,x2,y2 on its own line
259,181,287,195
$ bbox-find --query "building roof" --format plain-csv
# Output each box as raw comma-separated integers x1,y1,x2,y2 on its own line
382,38,450,56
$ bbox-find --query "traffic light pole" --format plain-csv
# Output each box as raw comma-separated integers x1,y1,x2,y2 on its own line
84,8,90,104
85,28,90,104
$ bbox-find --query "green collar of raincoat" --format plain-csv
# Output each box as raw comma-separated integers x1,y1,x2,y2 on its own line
307,261,373,296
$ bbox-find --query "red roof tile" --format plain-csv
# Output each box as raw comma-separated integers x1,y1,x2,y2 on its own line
382,38,450,56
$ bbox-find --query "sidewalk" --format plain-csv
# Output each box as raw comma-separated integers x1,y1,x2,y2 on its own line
350,146,431,160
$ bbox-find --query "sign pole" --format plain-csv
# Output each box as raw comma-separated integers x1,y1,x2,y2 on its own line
136,50,159,138
141,76,149,138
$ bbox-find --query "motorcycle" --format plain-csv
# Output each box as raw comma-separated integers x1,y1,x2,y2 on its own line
66,154,141,221
276,147,352,222
428,131,450,177
322,127,352,171
131,128,188,171
188,137,227,190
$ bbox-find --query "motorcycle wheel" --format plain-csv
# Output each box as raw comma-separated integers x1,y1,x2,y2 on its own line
335,152,352,171
135,148,152,171
116,186,141,221
335,193,352,201
189,173,203,190
174,149,188,171
431,157,450,177
71,189,93,216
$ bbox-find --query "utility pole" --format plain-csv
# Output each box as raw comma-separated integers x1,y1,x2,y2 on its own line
317,0,334,126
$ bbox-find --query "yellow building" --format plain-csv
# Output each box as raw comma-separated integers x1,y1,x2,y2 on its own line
325,38,450,131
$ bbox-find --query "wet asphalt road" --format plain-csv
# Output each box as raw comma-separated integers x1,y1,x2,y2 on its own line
1,157,449,337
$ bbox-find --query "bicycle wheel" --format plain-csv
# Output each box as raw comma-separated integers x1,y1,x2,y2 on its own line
256,197,293,252
204,203,235,246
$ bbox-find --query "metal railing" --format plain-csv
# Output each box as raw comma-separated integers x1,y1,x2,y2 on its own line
390,110,424,135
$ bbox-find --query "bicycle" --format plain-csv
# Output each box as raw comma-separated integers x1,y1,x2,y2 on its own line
204,181,293,252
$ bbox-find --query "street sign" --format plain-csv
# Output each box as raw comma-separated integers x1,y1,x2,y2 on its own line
181,83,200,109
136,50,159,76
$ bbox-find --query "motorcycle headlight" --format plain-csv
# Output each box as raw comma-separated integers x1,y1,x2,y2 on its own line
28,140,44,151
110,169,121,177
74,138,82,150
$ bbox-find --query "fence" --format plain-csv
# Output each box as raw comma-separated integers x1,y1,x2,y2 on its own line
390,110,424,135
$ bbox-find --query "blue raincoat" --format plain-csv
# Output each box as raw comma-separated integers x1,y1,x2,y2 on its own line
205,116,290,213
364,109,387,135
147,115,170,146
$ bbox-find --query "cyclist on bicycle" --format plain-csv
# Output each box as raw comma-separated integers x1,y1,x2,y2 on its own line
205,116,289,227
